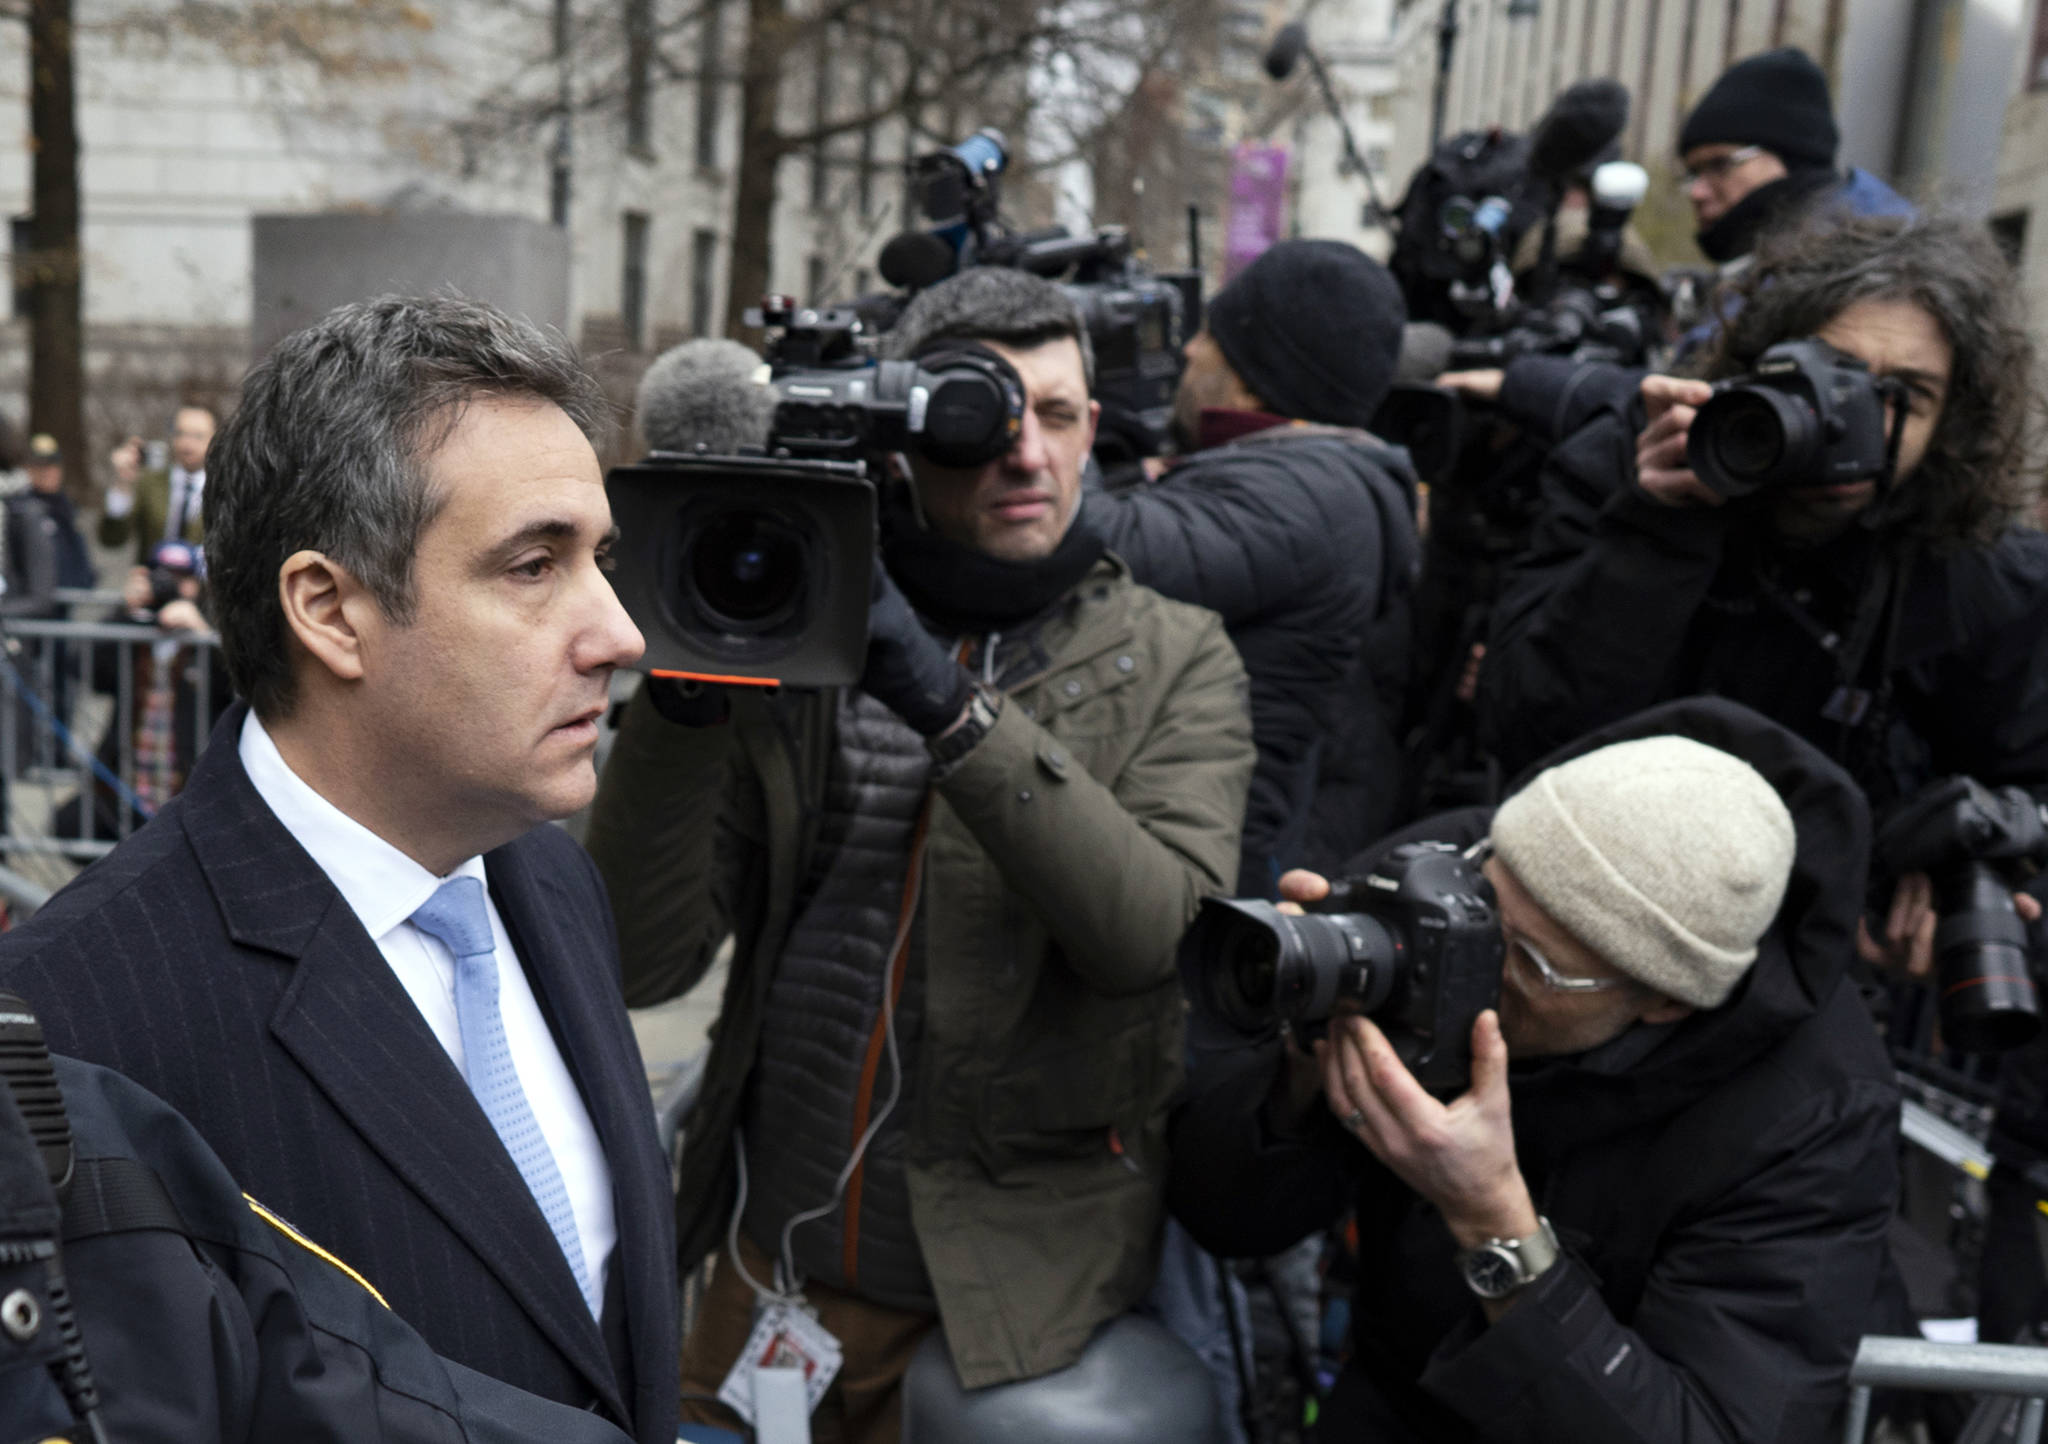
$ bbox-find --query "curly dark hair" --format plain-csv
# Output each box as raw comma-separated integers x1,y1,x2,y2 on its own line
1691,213,2043,548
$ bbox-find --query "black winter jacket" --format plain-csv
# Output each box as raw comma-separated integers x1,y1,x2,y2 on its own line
1475,360,2048,810
0,1053,634,1444
1167,698,1899,1443
1092,424,1420,893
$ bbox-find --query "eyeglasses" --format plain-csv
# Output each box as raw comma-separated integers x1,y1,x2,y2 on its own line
1508,932,1630,994
1679,145,1765,187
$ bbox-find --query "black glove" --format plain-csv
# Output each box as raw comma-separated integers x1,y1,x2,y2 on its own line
1876,776,2048,877
861,564,972,737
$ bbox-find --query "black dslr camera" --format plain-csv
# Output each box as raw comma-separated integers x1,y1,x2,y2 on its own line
1183,842,1503,1093
1877,777,2048,1053
605,299,1026,689
1687,338,1905,499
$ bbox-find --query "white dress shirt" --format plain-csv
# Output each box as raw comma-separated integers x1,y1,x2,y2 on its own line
238,711,616,1311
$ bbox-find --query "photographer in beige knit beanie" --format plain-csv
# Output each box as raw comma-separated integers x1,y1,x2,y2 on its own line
1275,734,1797,1310
1169,704,1901,1438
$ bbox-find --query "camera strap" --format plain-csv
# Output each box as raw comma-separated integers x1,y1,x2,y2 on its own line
1752,543,1900,731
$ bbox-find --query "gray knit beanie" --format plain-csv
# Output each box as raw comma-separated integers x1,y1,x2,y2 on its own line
1489,736,1796,1010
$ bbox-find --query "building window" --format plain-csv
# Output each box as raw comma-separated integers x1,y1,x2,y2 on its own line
806,254,827,304
697,0,723,169
810,26,836,208
853,267,870,296
10,216,31,319
2033,1,2048,88
622,211,651,351
857,41,880,216
1992,209,2029,268
690,227,719,337
626,0,653,155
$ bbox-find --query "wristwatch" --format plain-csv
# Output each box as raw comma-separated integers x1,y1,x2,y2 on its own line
1457,1217,1561,1300
926,682,1003,773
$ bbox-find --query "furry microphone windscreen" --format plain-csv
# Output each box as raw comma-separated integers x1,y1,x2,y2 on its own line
636,338,777,455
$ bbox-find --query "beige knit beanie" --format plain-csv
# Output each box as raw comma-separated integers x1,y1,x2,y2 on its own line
1488,736,1796,1010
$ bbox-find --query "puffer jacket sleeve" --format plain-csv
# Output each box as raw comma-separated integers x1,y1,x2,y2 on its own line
935,609,1254,997
1478,401,1736,779
1088,447,1366,628
582,685,747,1008
1419,1073,1899,1443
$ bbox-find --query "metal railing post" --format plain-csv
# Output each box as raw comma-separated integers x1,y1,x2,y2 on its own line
1842,1384,1871,1444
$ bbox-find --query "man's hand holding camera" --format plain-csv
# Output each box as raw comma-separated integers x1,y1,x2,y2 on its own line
859,565,976,740
1278,868,1542,1320
1633,375,1723,508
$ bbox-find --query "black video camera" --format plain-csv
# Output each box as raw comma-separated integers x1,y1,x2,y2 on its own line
1877,778,2048,1053
1183,842,1503,1094
604,298,1028,689
889,129,1196,466
1687,338,1905,500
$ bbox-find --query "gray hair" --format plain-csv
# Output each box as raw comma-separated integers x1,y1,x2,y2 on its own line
635,338,776,454
205,294,609,718
884,267,1095,389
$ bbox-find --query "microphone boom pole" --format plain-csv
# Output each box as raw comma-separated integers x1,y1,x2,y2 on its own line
1265,21,1390,222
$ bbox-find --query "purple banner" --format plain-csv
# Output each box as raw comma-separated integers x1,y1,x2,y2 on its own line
1225,142,1290,280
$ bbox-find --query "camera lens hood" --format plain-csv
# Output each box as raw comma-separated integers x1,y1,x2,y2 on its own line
1689,384,1820,497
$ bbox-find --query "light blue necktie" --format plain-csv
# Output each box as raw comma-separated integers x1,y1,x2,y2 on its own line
410,876,597,1315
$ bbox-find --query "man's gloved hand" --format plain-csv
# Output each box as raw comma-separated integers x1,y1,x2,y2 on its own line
861,564,972,737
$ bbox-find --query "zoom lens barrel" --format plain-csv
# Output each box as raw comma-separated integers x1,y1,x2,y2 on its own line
1186,898,1402,1034
1933,860,2041,1053
1688,385,1823,497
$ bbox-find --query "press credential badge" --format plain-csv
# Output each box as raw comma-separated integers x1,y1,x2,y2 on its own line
716,1300,844,1423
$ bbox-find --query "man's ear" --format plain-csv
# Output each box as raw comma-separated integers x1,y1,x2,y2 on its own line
1085,398,1102,456
278,549,374,684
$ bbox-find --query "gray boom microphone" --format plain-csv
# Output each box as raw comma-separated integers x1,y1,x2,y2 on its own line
1264,21,1307,80
636,338,777,456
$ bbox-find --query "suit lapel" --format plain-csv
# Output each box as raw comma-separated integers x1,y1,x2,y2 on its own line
181,708,625,1419
488,835,674,1434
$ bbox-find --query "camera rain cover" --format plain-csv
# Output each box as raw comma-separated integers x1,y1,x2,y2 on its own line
606,453,876,688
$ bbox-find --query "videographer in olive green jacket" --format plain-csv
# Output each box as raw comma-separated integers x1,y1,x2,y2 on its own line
585,275,1253,1442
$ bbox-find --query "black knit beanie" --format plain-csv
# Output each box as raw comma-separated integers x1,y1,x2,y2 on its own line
1204,239,1405,429
1678,47,1838,169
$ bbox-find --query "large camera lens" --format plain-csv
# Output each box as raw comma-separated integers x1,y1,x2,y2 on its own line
1688,386,1821,497
681,508,809,633
1186,898,1402,1034
1934,860,2041,1053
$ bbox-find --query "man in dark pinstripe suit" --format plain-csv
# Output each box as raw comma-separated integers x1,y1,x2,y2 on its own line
0,297,679,1444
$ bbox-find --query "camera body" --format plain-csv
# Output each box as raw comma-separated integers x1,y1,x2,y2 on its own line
1687,338,1900,499
1185,842,1503,1093
1877,777,2048,1053
893,128,1193,465
604,300,1029,689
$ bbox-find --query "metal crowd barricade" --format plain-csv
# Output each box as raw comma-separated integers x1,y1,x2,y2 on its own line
1848,1094,2048,1441
1846,1336,2048,1443
0,610,221,910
